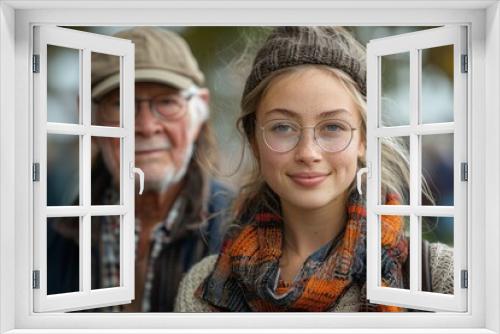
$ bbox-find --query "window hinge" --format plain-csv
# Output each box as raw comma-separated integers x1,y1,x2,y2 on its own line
461,54,468,73
461,270,468,289
461,162,468,181
32,55,40,73
32,270,40,289
32,163,40,182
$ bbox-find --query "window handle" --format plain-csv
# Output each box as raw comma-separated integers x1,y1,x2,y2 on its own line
356,163,371,195
129,162,144,195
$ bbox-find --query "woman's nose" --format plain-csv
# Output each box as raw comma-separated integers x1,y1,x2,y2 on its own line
294,128,322,164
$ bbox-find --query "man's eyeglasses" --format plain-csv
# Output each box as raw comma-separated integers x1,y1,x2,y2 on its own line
259,118,358,153
97,87,197,124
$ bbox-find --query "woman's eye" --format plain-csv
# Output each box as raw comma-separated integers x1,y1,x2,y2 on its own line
271,123,295,133
323,122,347,132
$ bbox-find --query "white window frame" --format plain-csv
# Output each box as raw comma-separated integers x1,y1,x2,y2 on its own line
366,25,468,312
33,26,136,312
1,1,499,333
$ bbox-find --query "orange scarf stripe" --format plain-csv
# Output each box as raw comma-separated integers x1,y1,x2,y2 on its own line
229,225,260,257
381,215,403,247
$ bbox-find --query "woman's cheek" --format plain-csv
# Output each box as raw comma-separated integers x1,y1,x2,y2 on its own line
259,149,285,190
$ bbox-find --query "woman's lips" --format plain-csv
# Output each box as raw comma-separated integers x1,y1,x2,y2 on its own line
288,173,329,187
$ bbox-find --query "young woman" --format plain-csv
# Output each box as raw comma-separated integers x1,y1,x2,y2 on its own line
174,26,453,312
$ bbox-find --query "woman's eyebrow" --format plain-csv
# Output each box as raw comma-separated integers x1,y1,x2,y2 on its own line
264,108,300,119
264,108,352,120
318,109,351,119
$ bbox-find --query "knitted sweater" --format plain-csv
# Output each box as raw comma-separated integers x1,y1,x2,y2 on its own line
174,242,454,312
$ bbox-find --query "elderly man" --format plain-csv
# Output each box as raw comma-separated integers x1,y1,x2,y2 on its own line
47,27,232,312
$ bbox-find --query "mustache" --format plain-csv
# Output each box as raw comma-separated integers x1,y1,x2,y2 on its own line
135,139,171,151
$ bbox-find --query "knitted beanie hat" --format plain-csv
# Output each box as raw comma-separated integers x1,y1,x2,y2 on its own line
242,26,366,99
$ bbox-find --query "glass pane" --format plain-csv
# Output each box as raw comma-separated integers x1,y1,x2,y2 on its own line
421,134,454,206
47,217,80,295
380,215,410,290
421,216,454,294
47,45,80,124
421,45,454,124
91,52,121,127
380,52,410,127
380,136,410,205
91,216,121,290
47,134,80,206
91,137,122,205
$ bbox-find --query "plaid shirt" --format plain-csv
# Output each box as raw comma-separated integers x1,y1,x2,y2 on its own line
97,193,184,312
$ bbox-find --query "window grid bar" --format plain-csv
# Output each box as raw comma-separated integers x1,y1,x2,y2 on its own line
374,122,454,138
46,205,127,217
81,48,92,294
90,126,127,138
409,48,420,292
77,49,84,292
46,123,126,138
77,51,84,208
374,205,454,216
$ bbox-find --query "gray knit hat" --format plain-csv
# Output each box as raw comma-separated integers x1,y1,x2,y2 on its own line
242,26,366,98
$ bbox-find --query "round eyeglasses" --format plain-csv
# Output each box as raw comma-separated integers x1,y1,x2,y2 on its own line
259,119,358,153
98,87,197,124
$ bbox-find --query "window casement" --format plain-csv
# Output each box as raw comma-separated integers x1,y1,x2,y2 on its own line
366,25,468,312
1,2,498,333
32,26,141,312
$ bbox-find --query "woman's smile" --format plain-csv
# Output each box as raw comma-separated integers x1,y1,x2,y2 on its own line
287,171,331,188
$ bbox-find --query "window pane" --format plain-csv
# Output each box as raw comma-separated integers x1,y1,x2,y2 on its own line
47,217,80,295
47,134,80,206
47,45,80,124
380,136,410,205
91,137,122,205
380,52,410,127
380,215,409,290
91,216,121,290
420,45,454,124
421,134,454,206
91,52,121,127
421,216,454,294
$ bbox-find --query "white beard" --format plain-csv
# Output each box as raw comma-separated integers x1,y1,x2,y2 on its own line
142,141,194,193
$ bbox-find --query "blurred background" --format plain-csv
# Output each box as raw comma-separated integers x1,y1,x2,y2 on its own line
46,26,454,248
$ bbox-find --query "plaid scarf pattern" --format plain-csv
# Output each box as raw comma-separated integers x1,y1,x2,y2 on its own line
196,192,408,312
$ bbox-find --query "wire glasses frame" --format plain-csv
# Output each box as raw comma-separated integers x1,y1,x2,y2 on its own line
259,118,358,153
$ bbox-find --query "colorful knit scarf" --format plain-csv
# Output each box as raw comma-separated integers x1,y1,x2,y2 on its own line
196,192,408,312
